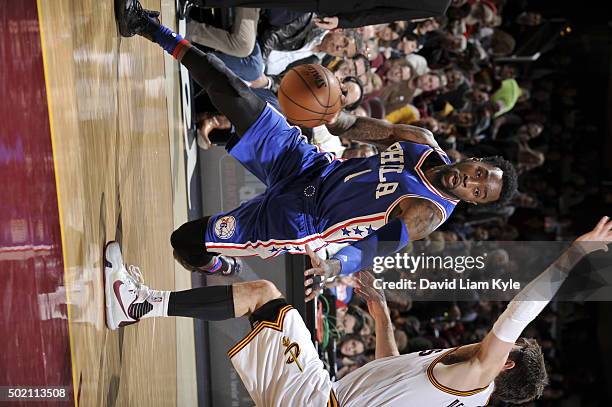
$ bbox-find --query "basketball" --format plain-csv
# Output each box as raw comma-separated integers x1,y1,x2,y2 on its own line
278,64,343,128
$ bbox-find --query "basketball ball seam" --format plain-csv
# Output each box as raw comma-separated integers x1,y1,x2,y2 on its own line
285,117,332,124
293,68,337,108
279,87,329,115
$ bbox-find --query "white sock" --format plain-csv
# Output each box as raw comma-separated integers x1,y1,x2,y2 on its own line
139,289,170,319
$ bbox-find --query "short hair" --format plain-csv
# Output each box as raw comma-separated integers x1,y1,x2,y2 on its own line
435,15,449,28
342,76,365,111
493,338,548,404
345,30,365,55
490,29,516,56
401,32,419,43
353,54,371,71
345,305,365,333
338,334,366,356
444,67,467,89
479,156,518,207
429,70,448,89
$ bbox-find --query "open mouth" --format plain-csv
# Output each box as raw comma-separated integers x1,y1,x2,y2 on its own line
444,171,460,189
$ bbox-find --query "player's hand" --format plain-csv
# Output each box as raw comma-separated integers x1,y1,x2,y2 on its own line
574,216,612,254
315,16,339,30
354,270,389,320
392,124,440,149
326,109,343,125
304,245,341,301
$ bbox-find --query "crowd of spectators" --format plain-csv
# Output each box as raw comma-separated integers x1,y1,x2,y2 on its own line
186,0,608,404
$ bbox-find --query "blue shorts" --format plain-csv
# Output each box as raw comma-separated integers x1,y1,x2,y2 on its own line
205,105,333,258
212,42,264,82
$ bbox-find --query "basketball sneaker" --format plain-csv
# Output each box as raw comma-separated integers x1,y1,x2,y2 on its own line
114,0,160,38
104,241,163,330
173,250,242,276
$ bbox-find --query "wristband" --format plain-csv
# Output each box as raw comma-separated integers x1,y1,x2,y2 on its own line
332,218,410,276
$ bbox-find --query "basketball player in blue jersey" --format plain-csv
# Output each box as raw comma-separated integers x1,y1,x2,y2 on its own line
116,1,517,279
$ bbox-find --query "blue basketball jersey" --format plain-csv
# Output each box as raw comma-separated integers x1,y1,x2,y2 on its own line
205,105,458,259
313,141,458,245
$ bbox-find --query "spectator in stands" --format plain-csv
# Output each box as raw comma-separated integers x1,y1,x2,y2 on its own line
265,30,363,75
186,0,452,29
186,8,259,58
380,71,447,112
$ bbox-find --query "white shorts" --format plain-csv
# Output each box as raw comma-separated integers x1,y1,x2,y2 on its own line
228,304,339,407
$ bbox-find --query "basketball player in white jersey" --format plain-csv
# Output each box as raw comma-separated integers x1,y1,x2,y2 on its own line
104,216,612,406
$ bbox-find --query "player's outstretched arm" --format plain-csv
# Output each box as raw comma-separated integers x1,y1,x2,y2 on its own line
354,271,400,359
326,112,439,149
466,216,612,387
304,198,442,300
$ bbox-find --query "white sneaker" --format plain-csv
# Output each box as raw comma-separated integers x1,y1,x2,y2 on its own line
104,241,153,330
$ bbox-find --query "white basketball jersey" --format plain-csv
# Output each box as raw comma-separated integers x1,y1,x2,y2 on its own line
333,348,494,407
229,306,337,407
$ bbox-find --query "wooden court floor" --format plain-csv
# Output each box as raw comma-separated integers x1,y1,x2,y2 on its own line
37,0,197,405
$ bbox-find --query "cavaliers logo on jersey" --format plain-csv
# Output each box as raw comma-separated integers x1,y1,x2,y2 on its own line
214,216,236,239
282,337,303,372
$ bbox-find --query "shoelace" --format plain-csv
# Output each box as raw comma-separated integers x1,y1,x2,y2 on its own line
126,264,144,286
133,1,160,21
126,264,156,303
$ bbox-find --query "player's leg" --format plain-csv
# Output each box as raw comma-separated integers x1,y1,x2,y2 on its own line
104,241,281,329
105,241,336,405
170,216,241,275
116,0,265,136
115,1,331,187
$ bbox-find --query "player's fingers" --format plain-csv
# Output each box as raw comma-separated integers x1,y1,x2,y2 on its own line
305,285,321,302
354,286,367,298
304,267,322,277
603,218,612,233
305,244,320,266
353,272,364,285
305,287,313,300
358,290,373,301
595,216,609,233
361,270,375,284
304,278,314,287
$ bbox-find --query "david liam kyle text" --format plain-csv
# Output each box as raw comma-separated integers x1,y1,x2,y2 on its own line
374,278,522,292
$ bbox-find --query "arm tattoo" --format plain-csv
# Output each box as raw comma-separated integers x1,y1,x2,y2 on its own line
325,111,357,135
327,114,395,147
391,199,442,240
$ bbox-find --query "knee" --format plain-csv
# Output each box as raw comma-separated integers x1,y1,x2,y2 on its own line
170,227,183,250
227,38,255,58
171,218,209,250
250,280,282,309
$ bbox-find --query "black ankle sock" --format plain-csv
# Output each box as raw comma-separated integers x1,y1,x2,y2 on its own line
168,285,234,320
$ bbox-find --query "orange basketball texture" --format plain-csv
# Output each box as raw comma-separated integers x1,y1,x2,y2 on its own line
278,64,343,128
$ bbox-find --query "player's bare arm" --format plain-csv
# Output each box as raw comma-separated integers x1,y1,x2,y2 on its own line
354,271,400,359
327,111,439,149
432,216,612,392
390,196,443,241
